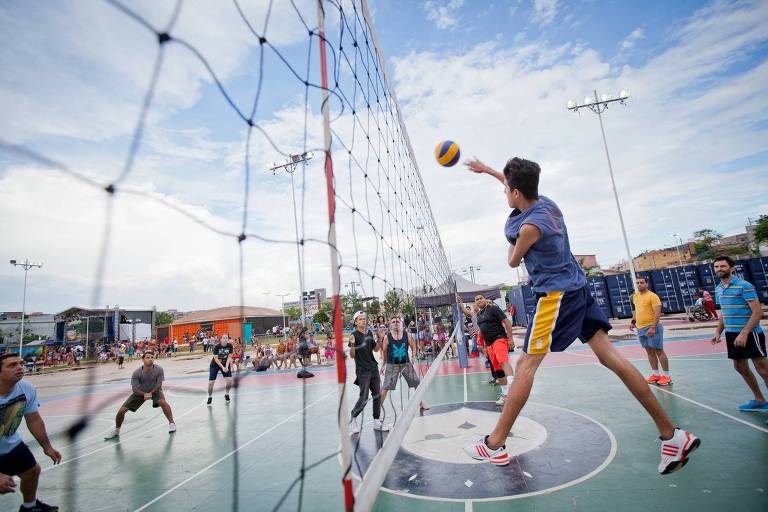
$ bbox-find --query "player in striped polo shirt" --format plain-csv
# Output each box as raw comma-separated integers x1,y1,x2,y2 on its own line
712,255,768,412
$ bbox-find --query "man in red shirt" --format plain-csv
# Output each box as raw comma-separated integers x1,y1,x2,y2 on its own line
698,287,717,320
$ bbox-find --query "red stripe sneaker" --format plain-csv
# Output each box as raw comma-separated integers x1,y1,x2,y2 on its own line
463,436,510,466
658,428,700,474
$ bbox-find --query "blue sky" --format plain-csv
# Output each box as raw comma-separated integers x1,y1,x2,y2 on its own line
1,0,767,312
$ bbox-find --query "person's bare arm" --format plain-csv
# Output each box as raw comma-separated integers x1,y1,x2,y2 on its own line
502,318,514,341
648,305,662,336
25,412,61,464
735,300,763,347
348,334,356,359
508,224,540,267
711,315,725,344
465,159,506,185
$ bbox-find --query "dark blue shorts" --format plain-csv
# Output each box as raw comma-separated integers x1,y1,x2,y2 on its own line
0,442,37,476
209,364,232,381
523,285,612,354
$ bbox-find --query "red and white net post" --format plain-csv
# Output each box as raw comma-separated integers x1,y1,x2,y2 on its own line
316,1,355,510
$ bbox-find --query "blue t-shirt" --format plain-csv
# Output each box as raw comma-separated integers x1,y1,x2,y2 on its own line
715,277,763,334
504,196,585,293
0,380,39,454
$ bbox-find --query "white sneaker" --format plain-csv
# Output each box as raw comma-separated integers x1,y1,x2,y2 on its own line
658,428,700,474
495,394,506,406
104,427,120,440
373,419,390,431
348,417,361,436
462,435,510,466
168,422,177,433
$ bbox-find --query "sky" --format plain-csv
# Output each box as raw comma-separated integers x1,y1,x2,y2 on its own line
1,0,767,314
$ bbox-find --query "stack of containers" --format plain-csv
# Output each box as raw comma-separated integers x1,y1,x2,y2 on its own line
747,257,768,304
673,264,701,308
605,273,634,318
697,262,717,297
650,268,684,313
586,276,613,319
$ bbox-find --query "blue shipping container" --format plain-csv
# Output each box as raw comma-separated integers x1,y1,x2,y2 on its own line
605,273,634,318
734,259,754,283
697,263,717,296
586,276,613,319
747,257,768,304
649,269,684,314
673,265,701,308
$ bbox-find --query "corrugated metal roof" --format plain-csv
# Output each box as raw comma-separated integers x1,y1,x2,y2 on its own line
172,306,283,325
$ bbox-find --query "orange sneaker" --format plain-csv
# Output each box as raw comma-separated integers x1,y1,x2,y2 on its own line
646,374,661,384
657,375,672,386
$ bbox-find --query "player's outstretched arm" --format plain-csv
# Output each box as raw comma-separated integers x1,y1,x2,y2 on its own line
25,412,61,464
464,158,505,185
508,224,540,268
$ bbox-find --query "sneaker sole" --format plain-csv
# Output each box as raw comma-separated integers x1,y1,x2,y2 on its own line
656,381,672,386
661,438,701,475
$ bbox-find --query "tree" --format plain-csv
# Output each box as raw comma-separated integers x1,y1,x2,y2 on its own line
754,215,768,245
283,306,302,321
155,311,174,326
342,291,364,324
382,289,403,316
693,228,723,261
365,299,381,318
312,310,329,325
402,295,415,317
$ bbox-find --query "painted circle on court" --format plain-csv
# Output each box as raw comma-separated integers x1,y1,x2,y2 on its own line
351,401,616,501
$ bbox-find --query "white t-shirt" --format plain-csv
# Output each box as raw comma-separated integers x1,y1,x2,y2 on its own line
0,380,39,454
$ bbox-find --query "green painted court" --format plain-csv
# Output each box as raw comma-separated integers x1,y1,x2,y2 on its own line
3,335,767,511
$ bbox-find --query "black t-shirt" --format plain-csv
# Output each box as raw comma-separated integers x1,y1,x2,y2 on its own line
476,304,508,343
211,343,234,367
349,329,377,372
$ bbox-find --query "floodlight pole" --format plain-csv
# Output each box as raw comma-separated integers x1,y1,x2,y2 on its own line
9,259,43,355
268,153,314,328
276,292,290,338
568,90,638,290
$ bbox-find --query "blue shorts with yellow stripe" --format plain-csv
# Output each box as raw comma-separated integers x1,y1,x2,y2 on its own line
524,285,612,355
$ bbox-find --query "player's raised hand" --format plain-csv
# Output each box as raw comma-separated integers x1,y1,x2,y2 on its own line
464,158,490,174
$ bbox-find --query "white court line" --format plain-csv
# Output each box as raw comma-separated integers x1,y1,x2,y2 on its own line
133,390,335,512
42,400,206,472
650,385,768,434
465,499,473,511
463,368,468,403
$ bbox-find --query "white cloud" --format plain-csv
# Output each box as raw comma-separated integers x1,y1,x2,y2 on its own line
423,0,464,30
620,28,645,51
532,0,559,26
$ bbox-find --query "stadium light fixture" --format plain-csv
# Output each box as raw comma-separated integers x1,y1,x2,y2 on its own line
565,89,638,289
9,258,43,355
267,152,316,328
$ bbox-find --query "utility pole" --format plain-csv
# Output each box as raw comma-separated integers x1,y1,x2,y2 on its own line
9,259,43,355
567,89,638,290
276,292,290,338
268,152,315,327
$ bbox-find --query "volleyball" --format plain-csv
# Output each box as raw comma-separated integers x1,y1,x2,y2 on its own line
435,140,460,167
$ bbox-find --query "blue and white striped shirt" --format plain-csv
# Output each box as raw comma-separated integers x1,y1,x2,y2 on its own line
715,277,763,334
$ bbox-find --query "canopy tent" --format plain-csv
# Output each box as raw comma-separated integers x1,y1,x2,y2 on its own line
414,273,503,308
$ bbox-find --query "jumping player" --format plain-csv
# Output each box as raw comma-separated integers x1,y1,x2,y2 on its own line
207,336,234,405
105,351,176,439
0,353,62,512
379,314,429,414
461,157,699,474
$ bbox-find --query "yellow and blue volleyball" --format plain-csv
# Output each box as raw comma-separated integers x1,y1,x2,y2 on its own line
435,140,460,167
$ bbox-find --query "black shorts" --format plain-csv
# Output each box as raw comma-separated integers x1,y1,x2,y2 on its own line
0,442,37,476
209,364,232,380
725,331,766,360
